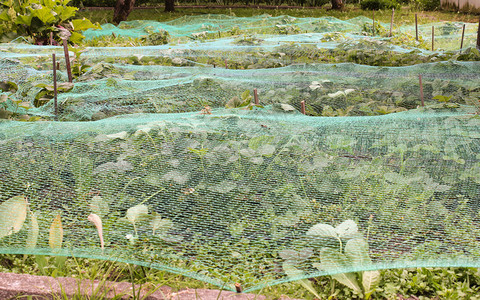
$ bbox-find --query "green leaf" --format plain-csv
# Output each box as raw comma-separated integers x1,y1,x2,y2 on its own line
57,82,74,92
151,214,173,235
49,214,63,250
283,263,321,299
89,195,109,217
31,7,56,24
335,219,358,238
0,195,27,238
362,270,381,300
25,211,39,249
320,247,362,294
0,81,18,93
306,223,337,238
345,238,371,266
14,14,31,26
0,9,10,22
248,135,274,151
71,18,100,31
56,6,77,21
241,89,250,101
126,204,148,226
69,31,84,44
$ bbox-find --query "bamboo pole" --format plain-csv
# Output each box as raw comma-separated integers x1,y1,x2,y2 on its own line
62,39,72,83
477,17,480,50
432,26,435,51
372,10,375,36
415,14,418,41
53,53,58,119
254,88,259,105
460,24,465,51
300,100,306,115
389,8,395,37
419,75,424,107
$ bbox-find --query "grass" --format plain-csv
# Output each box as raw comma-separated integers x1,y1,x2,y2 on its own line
77,4,480,25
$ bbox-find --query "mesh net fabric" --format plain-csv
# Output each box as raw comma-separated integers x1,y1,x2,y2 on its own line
1,14,480,293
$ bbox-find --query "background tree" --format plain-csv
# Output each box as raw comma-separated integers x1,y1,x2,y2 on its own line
165,0,175,11
113,0,135,24
330,0,344,9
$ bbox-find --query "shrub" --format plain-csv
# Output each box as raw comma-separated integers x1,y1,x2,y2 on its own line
413,0,440,10
0,0,100,44
360,0,400,10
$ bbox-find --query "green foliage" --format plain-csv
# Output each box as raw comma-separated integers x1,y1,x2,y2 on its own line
412,0,441,10
360,0,400,10
0,0,100,44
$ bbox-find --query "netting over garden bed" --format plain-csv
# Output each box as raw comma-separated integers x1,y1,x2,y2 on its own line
1,14,480,293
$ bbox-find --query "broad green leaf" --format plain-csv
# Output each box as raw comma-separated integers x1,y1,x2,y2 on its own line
0,9,10,22
71,18,100,31
0,81,18,93
126,204,148,225
56,6,77,21
320,247,362,294
25,211,39,249
49,214,63,250
0,195,27,238
335,219,358,238
248,135,274,150
14,14,32,26
69,31,84,44
283,263,321,299
345,238,371,266
89,196,109,217
31,7,56,24
306,223,337,238
362,270,381,300
241,89,250,101
151,214,173,235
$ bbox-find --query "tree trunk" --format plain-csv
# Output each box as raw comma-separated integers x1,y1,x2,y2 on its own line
330,0,343,9
113,0,136,25
165,0,175,12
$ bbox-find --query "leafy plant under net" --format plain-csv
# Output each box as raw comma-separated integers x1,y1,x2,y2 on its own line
0,14,480,294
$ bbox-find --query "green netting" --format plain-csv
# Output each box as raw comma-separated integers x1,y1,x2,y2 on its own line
1,14,480,293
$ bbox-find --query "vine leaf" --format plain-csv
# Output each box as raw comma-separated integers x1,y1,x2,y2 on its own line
0,195,28,239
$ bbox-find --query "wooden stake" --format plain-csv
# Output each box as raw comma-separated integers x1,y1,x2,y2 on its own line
53,53,58,119
62,39,72,83
50,32,53,45
419,74,424,107
460,24,465,51
389,8,395,37
254,88,259,105
224,59,228,69
432,26,435,51
415,14,418,41
235,283,242,293
300,100,306,115
477,17,480,50
372,10,375,36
